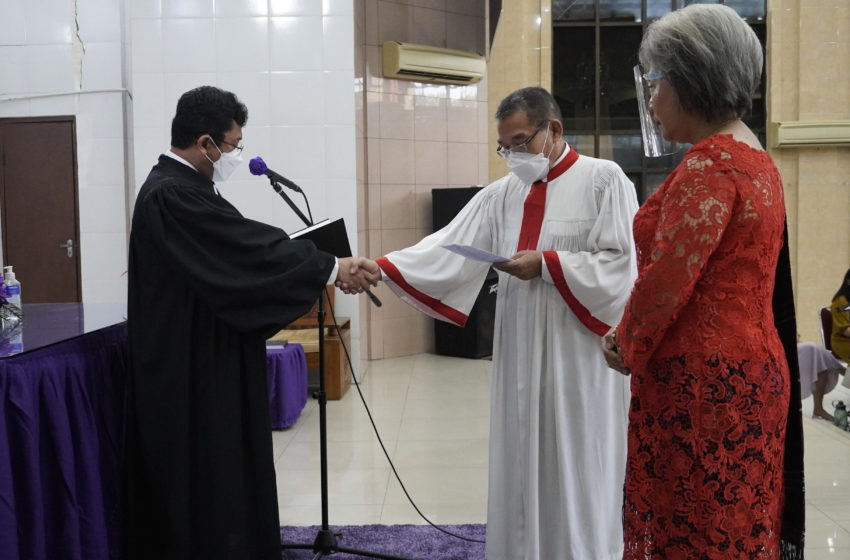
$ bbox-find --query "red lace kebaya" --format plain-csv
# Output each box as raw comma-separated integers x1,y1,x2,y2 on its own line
617,134,790,559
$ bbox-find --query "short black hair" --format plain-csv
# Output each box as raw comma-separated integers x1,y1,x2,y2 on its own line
495,87,562,128
170,86,248,149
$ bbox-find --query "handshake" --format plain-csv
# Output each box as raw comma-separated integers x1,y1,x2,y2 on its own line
335,257,381,295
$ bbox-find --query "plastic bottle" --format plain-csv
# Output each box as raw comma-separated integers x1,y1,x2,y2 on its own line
0,265,22,355
3,266,21,310
834,401,849,431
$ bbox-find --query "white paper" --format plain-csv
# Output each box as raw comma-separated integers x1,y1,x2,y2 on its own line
441,244,511,264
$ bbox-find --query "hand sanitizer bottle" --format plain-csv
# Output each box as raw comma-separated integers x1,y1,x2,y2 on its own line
3,266,21,310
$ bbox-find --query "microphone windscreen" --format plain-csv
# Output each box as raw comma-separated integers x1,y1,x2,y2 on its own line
248,156,268,176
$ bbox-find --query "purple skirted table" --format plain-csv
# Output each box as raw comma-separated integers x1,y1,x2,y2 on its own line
0,303,308,560
267,344,308,429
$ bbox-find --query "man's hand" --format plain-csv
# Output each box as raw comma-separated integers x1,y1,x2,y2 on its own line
335,257,380,294
601,327,630,376
492,250,542,280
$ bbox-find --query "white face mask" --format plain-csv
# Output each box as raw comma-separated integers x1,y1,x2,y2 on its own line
506,127,552,184
204,140,243,182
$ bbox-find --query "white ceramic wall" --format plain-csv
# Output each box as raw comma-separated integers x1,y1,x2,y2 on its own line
129,0,361,360
0,0,129,303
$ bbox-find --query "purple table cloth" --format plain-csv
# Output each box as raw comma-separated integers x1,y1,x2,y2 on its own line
0,322,128,560
0,313,308,560
267,344,308,429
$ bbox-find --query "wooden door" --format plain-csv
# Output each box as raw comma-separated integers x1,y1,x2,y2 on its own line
0,117,82,303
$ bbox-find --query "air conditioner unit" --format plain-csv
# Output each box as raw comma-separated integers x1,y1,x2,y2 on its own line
381,41,485,85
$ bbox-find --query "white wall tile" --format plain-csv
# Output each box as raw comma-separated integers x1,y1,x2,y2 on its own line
0,47,30,94
130,19,163,74
217,178,277,226
270,125,326,184
78,185,127,234
325,71,355,126
270,71,325,126
163,72,217,116
0,100,31,118
25,0,73,45
162,0,214,19
218,72,271,128
162,19,216,74
80,232,128,302
270,16,324,71
215,0,268,17
26,45,76,93
78,92,125,139
81,42,123,90
28,95,78,116
0,0,27,46
131,0,162,19
323,16,355,70
271,0,323,16
216,18,269,73
235,125,271,175
77,0,121,43
323,0,355,16
133,126,169,188
325,125,356,181
131,72,166,130
79,137,126,187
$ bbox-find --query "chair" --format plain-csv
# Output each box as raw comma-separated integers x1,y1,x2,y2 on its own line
819,306,847,365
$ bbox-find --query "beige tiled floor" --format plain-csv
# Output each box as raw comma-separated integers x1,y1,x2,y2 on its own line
274,353,850,557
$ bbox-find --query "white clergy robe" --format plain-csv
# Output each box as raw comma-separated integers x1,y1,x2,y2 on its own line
376,147,638,559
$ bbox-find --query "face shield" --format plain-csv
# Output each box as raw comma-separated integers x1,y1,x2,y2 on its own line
633,65,685,158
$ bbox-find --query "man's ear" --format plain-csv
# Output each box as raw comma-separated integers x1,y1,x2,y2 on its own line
550,119,564,140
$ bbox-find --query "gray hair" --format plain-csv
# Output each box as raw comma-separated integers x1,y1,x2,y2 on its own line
639,4,762,123
495,87,562,127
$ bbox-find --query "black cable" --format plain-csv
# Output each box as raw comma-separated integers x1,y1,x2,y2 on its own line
323,288,486,545
300,191,313,225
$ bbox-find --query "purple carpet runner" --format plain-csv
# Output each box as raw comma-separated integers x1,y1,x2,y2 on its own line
280,524,485,560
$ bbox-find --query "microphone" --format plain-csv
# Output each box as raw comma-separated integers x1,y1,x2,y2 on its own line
249,156,303,193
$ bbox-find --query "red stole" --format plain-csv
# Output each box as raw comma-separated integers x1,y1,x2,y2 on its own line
515,147,579,252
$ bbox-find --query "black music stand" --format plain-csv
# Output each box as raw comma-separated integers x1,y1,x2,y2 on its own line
266,178,417,560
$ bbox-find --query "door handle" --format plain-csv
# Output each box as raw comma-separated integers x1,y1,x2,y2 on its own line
59,239,74,258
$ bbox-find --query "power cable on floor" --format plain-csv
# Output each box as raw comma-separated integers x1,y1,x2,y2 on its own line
324,289,486,545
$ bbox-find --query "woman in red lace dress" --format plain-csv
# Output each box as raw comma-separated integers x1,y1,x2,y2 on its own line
602,5,802,559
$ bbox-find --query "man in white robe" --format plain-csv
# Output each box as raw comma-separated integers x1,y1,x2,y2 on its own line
371,87,638,559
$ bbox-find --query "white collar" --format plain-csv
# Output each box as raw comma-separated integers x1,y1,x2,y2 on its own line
164,150,198,171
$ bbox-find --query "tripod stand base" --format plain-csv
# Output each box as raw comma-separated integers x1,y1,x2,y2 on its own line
281,528,420,560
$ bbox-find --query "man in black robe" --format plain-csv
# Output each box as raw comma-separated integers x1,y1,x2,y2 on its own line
124,86,377,559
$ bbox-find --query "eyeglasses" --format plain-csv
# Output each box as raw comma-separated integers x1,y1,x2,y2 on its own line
496,125,546,158
220,139,245,154
642,71,664,81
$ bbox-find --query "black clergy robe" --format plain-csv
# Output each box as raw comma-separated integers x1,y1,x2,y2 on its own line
124,155,335,560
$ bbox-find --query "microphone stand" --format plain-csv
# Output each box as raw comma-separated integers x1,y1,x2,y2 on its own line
268,177,415,560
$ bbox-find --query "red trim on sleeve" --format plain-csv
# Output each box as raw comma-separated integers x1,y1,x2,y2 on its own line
515,148,580,253
376,257,469,327
543,251,611,337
